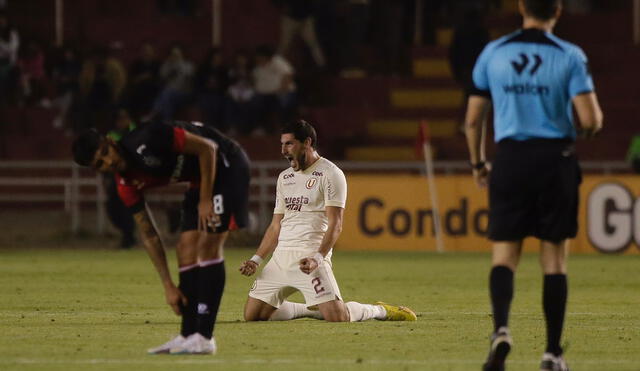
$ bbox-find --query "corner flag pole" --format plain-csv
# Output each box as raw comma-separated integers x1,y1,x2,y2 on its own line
420,121,445,253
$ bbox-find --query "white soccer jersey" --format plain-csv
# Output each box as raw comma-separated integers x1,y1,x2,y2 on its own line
274,157,347,253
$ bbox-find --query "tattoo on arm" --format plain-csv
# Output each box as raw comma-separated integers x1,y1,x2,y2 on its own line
132,206,172,285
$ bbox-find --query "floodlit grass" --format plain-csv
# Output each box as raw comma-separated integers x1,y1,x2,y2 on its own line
0,247,638,370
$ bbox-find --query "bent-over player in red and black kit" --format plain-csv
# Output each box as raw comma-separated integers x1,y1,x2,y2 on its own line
72,109,250,355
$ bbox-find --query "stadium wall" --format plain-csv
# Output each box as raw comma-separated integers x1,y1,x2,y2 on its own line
339,175,640,255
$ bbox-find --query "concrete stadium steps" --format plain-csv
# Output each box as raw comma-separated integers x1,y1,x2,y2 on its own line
368,119,458,139
345,145,424,162
413,58,452,78
390,88,464,109
328,76,459,107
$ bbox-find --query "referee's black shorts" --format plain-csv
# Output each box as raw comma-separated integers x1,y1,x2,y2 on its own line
181,145,251,234
488,138,582,243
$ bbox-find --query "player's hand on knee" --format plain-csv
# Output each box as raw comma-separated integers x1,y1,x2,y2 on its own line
164,284,188,316
239,260,258,276
299,257,318,275
198,200,219,232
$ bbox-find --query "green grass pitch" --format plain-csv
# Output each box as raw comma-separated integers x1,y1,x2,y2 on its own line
0,247,638,370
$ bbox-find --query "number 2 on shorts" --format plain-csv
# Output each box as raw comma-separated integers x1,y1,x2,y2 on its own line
311,277,325,294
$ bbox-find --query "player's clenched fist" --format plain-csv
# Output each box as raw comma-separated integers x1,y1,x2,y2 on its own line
239,260,259,276
299,257,319,275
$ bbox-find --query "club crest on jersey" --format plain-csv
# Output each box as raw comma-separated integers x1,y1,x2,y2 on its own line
306,178,317,189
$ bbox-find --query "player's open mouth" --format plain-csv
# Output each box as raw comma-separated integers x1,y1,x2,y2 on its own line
284,155,295,167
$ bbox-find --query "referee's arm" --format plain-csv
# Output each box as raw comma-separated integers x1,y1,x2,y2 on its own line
573,92,603,138
464,95,492,187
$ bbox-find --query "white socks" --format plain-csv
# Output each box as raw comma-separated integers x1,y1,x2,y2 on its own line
269,301,324,321
345,302,386,322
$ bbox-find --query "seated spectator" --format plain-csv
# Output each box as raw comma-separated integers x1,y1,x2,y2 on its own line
194,47,229,131
152,44,194,121
226,49,257,136
252,45,297,134
127,42,160,119
51,46,81,129
17,40,47,106
0,11,19,105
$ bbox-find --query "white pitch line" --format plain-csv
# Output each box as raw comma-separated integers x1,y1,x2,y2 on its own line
2,311,634,317
3,358,640,366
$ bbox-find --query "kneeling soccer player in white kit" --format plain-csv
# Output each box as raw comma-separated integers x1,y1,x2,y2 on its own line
239,119,417,322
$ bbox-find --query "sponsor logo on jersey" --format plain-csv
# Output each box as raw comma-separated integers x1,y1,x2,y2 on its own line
170,155,185,183
312,171,323,177
285,195,310,211
502,83,550,95
283,173,295,179
306,178,317,189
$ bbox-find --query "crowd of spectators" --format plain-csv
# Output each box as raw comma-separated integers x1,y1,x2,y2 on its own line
0,9,300,138
0,0,605,140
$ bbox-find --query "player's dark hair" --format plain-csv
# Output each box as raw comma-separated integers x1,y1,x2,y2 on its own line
523,0,561,21
281,120,317,148
72,129,103,167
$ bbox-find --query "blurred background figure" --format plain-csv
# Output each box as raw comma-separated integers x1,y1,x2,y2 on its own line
226,49,257,136
194,47,229,131
0,10,19,106
103,108,138,249
17,39,47,107
273,0,326,69
449,6,489,97
153,44,194,121
127,42,161,122
252,45,297,135
370,0,409,75
77,46,127,133
51,46,81,130
336,0,370,78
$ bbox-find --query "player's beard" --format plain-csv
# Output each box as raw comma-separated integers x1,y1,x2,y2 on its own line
297,152,307,171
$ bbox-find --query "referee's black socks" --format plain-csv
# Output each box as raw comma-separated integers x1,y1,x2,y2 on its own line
489,265,514,332
178,265,200,337
196,259,226,339
543,274,567,356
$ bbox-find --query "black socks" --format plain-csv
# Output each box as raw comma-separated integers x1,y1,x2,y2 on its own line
196,260,226,339
178,265,199,337
489,265,514,332
543,274,567,356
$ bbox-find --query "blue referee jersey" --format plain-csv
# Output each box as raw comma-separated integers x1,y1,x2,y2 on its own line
472,28,594,142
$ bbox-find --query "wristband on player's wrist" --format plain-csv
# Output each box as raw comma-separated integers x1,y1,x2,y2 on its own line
312,252,324,266
250,254,263,265
470,161,486,170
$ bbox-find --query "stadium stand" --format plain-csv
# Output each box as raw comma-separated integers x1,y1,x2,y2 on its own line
0,0,637,163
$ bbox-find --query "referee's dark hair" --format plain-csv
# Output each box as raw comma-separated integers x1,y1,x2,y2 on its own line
523,0,562,21
72,129,103,167
281,119,318,149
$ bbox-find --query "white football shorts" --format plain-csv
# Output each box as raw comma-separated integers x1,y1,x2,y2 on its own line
249,250,343,308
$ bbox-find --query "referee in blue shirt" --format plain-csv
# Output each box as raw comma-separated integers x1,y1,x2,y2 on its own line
464,1,603,370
